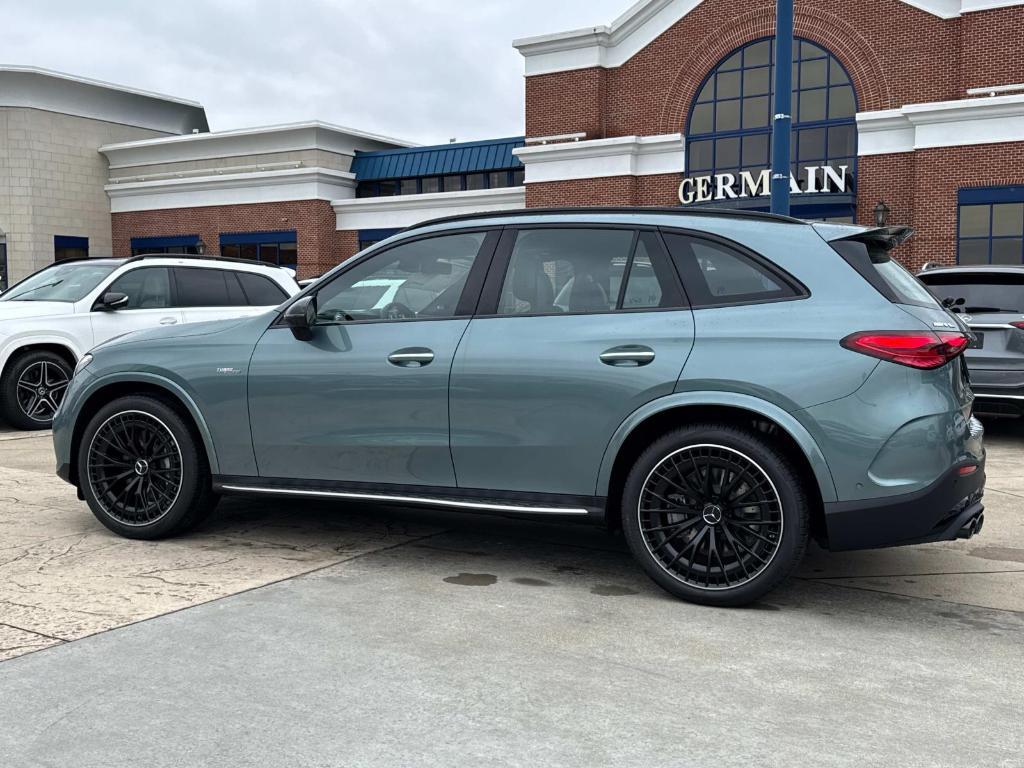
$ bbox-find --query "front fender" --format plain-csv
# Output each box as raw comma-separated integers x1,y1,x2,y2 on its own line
595,391,838,503
70,371,221,475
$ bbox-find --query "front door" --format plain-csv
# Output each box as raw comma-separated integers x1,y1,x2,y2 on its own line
450,227,695,497
89,266,183,346
248,229,497,486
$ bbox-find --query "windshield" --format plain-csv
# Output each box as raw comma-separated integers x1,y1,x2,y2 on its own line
919,272,1024,314
0,262,118,303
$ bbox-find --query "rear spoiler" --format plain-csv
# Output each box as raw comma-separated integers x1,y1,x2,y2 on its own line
814,223,914,251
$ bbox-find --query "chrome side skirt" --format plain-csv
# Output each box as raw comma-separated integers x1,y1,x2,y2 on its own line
219,484,591,515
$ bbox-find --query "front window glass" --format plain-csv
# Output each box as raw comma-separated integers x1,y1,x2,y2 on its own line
104,267,172,309
315,232,486,322
919,272,1024,314
1,262,117,303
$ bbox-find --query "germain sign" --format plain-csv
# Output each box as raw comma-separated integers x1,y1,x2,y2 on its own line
678,165,851,205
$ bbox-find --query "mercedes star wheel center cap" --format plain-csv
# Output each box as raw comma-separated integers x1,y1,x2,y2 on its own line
134,459,150,476
702,503,724,525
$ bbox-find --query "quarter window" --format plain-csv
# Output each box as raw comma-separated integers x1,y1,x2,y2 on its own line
497,229,680,316
664,234,799,307
238,273,288,305
104,267,172,309
315,232,487,323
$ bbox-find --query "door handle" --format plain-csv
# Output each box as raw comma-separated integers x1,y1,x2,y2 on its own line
388,348,434,368
600,345,655,367
159,317,178,325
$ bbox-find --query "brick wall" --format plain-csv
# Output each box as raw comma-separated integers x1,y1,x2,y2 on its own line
525,0,1024,142
112,200,345,279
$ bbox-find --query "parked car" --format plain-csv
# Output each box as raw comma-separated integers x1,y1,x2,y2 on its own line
0,255,298,430
52,209,985,606
917,264,1024,418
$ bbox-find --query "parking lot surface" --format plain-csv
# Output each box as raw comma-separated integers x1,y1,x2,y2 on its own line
1,420,1023,766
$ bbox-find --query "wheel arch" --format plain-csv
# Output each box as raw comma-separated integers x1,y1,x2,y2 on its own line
599,393,837,542
0,341,78,377
68,373,220,487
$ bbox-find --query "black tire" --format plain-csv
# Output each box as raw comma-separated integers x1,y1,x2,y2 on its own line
77,395,218,539
621,424,810,607
0,350,73,430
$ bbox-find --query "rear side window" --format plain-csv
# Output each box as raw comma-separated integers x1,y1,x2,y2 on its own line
831,240,938,308
663,233,800,308
919,272,1024,314
238,272,288,305
173,268,239,307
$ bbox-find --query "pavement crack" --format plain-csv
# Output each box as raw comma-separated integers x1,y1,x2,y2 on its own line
804,568,1024,580
0,621,69,643
807,577,1024,616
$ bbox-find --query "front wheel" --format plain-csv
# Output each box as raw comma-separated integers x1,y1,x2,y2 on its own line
77,395,218,539
621,424,810,607
0,350,73,430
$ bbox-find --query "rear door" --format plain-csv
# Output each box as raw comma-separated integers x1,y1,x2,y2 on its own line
449,226,694,497
89,266,183,345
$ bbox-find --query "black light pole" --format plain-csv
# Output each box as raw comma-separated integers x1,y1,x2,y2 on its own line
770,0,794,215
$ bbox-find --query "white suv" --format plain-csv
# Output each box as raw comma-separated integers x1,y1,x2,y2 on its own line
0,255,299,430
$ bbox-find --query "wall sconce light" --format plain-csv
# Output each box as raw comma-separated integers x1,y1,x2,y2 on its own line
873,200,891,228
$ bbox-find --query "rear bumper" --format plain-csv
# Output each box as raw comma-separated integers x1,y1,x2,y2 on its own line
823,461,986,551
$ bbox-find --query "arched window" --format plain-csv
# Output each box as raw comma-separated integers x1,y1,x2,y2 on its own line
685,38,857,219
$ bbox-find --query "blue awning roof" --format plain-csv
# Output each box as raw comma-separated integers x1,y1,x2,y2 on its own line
352,137,525,181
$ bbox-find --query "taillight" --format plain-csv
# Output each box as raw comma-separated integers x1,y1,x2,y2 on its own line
1011,321,1024,330
840,331,969,369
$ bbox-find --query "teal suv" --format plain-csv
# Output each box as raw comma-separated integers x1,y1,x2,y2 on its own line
53,209,986,606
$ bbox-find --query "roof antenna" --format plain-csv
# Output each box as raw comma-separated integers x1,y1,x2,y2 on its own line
449,138,457,143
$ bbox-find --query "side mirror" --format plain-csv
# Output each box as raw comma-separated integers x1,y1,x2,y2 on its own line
282,295,316,341
98,292,129,311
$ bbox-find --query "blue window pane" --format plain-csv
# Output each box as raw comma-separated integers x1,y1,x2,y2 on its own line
716,137,740,168
958,240,988,264
742,134,769,167
992,239,1024,265
992,203,1024,236
689,140,713,172
742,96,770,129
743,67,770,97
716,99,741,132
716,70,741,99
829,86,856,119
744,40,770,67
959,205,990,238
690,103,713,134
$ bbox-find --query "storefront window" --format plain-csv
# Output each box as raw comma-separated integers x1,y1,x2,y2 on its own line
958,189,1024,265
354,169,524,199
220,231,298,271
54,235,88,262
686,37,857,210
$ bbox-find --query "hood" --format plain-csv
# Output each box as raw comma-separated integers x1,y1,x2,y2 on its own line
0,301,75,321
96,312,272,351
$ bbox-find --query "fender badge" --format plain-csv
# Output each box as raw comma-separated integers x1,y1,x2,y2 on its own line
216,367,241,375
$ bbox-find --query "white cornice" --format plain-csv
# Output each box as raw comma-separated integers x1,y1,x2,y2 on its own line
332,187,525,231
857,93,1024,154
0,65,208,134
100,121,414,169
514,0,1024,75
106,167,357,213
513,134,684,182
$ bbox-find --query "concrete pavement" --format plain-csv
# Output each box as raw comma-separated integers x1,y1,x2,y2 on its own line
1,420,1023,766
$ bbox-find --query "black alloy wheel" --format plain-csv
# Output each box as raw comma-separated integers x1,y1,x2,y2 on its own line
86,410,184,526
0,350,73,430
78,395,219,539
622,425,809,606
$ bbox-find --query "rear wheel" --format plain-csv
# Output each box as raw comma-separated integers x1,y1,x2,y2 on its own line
0,350,72,430
77,395,218,539
621,424,809,607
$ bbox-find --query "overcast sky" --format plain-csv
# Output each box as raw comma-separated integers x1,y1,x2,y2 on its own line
0,0,630,144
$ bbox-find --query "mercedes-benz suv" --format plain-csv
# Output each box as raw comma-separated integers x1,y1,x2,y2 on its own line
52,209,986,606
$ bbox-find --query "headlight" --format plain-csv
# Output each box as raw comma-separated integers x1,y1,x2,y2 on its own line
74,354,94,377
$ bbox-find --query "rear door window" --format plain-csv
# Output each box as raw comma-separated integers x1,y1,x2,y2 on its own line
663,233,801,308
238,272,288,305
172,268,237,307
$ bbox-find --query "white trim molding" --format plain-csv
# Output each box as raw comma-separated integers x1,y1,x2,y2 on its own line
513,134,684,183
100,121,413,169
857,93,1024,155
514,0,1024,75
332,187,525,231
106,167,357,213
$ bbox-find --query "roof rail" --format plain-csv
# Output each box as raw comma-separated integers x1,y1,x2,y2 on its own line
404,206,806,232
125,253,289,269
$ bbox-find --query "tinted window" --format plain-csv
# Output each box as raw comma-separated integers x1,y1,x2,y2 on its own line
620,237,664,310
315,232,486,323
238,272,288,305
919,272,1024,314
103,267,172,309
665,234,798,307
173,268,239,307
499,229,637,315
831,240,938,308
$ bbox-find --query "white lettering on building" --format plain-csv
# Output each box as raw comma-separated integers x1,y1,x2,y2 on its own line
678,165,851,205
